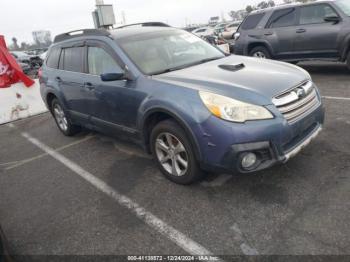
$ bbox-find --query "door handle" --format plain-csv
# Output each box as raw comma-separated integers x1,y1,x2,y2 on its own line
84,82,95,91
296,28,306,33
264,32,273,36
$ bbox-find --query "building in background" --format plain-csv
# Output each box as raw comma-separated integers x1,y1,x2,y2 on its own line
32,30,52,46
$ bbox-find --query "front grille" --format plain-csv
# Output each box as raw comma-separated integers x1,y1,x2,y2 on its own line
273,81,320,123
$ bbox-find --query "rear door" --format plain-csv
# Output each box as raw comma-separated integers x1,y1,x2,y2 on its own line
56,43,92,125
264,7,298,59
293,3,342,58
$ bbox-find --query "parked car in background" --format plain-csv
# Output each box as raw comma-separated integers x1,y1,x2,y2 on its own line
192,27,214,37
18,61,31,74
25,48,48,56
221,21,242,39
11,51,43,69
234,0,350,70
214,23,228,35
11,51,31,64
41,27,324,184
40,51,48,60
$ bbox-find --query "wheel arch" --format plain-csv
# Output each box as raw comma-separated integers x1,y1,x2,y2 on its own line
140,108,203,162
247,41,274,57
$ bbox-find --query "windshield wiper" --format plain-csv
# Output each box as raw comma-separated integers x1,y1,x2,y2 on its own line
151,56,224,75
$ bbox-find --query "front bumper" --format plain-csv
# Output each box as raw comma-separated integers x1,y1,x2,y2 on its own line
198,103,325,174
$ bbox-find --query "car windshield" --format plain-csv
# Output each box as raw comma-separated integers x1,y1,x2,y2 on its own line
118,29,225,75
336,0,350,16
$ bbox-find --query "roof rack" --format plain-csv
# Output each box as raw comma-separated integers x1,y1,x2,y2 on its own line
54,29,111,43
116,22,170,29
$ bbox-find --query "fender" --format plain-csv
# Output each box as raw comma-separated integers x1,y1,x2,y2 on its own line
139,106,203,162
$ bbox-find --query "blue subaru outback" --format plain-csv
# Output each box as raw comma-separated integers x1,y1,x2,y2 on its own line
40,26,325,184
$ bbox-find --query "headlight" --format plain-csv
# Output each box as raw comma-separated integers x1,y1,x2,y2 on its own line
199,91,273,123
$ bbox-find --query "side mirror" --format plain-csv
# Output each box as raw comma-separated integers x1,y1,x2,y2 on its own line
100,72,125,82
324,16,340,24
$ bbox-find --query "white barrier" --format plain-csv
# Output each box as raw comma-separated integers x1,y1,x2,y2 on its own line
0,79,48,125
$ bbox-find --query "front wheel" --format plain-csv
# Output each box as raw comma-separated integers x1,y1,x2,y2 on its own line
150,120,204,185
249,46,271,59
347,52,350,71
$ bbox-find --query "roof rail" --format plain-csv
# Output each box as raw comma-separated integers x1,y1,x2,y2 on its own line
54,29,111,43
116,22,170,29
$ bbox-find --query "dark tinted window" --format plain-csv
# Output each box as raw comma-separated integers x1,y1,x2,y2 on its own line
241,13,265,30
300,4,338,25
268,8,296,28
62,47,84,72
88,47,122,75
46,47,61,69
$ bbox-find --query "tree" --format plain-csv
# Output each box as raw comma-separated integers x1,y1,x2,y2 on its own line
12,37,19,50
246,5,254,13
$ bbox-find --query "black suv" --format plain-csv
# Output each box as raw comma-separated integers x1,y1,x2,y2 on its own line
234,0,350,69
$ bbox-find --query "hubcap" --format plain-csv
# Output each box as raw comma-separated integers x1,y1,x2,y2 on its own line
53,104,68,131
253,51,266,59
155,132,188,177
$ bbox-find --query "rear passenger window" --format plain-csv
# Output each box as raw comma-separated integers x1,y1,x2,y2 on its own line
300,4,338,25
46,47,61,69
241,13,265,30
62,47,84,73
88,47,122,75
268,8,296,28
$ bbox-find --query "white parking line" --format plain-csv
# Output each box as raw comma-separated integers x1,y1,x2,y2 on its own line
4,135,95,170
230,223,259,255
322,96,350,101
19,131,220,258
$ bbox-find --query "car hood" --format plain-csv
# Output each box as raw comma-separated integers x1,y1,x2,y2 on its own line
152,55,310,105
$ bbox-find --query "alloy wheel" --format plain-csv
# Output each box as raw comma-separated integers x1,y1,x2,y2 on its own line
253,51,266,59
155,132,188,177
53,104,68,131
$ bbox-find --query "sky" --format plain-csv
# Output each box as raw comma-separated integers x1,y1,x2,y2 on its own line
0,0,282,45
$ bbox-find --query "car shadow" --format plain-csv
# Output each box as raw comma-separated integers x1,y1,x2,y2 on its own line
298,62,349,76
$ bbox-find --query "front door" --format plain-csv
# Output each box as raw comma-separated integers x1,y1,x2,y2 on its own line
82,42,146,134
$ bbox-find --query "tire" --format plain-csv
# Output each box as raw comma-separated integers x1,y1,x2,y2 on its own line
249,46,271,59
150,119,204,185
51,98,80,136
347,52,350,71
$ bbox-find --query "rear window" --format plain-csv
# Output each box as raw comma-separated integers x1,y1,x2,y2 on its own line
240,13,265,30
267,8,297,28
46,47,61,69
61,47,84,73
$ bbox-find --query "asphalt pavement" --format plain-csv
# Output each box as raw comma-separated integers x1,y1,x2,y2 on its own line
0,61,349,259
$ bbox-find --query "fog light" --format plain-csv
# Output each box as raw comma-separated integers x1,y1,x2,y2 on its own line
241,153,257,169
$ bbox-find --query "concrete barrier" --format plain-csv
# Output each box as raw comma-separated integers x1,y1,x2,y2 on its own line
0,79,48,125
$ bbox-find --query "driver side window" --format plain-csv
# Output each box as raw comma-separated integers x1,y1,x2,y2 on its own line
88,47,122,75
299,4,338,25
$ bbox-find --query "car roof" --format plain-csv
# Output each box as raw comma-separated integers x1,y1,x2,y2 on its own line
250,0,335,14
